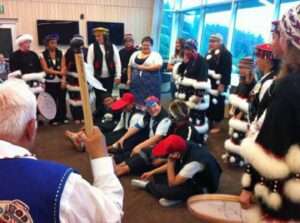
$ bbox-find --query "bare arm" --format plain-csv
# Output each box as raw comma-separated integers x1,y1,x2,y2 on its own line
131,135,162,156
40,57,61,75
60,55,67,76
127,65,132,84
137,135,162,150
117,127,140,147
167,63,174,72
151,163,168,175
167,159,188,187
140,163,168,180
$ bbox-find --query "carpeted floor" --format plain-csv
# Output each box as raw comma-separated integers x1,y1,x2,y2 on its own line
33,122,242,223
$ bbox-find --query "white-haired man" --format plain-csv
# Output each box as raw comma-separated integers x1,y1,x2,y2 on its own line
206,34,232,134
9,34,42,74
0,79,124,222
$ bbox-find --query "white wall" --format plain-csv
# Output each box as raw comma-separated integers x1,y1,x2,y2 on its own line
0,0,154,51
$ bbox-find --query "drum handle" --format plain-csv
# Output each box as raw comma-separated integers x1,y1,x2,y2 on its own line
74,53,94,136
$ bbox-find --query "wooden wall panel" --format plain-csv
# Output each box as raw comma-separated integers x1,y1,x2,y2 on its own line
0,0,154,50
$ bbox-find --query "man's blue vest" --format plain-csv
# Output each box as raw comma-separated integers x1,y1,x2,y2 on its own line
0,158,74,223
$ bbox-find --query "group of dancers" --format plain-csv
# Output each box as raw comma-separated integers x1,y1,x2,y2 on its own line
2,3,300,221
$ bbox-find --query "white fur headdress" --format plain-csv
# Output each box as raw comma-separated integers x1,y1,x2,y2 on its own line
16,34,33,46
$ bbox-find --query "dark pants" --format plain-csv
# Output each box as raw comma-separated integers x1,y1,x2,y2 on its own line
113,129,149,164
208,95,225,123
70,106,83,121
125,148,154,174
45,82,66,122
105,129,127,146
146,174,201,201
94,77,114,120
170,81,176,99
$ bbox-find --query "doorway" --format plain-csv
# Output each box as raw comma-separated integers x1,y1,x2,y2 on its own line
0,20,16,59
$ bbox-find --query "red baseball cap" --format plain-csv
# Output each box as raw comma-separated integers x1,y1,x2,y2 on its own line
255,43,273,60
111,93,135,111
152,135,187,157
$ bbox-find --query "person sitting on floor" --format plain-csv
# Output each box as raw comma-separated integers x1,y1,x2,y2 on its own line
115,100,205,176
131,135,222,207
95,94,122,133
0,79,123,222
104,92,144,147
113,96,171,164
65,93,121,151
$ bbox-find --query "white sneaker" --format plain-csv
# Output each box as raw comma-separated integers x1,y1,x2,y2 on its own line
159,198,182,207
131,179,149,189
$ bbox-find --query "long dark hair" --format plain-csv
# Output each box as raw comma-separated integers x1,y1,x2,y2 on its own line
175,38,185,58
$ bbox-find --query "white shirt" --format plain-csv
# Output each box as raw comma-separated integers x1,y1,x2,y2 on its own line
178,161,204,179
128,51,163,68
0,140,124,223
113,112,143,132
168,55,183,65
135,116,171,137
87,43,121,79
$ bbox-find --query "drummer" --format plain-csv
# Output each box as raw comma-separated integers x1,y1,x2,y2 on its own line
131,135,221,207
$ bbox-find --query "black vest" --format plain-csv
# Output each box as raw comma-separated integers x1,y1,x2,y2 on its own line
42,49,63,80
206,46,232,89
143,108,168,134
122,108,144,129
168,123,204,145
177,53,208,81
175,143,222,193
93,43,116,78
249,71,276,121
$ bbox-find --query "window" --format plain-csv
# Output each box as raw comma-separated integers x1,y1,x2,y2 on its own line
158,0,300,73
280,0,299,17
231,1,273,70
159,0,175,59
181,0,203,8
200,9,231,55
206,0,229,4
178,10,201,40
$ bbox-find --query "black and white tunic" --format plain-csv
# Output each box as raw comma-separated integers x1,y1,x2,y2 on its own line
173,54,210,143
240,73,300,221
248,71,277,136
223,80,256,166
205,46,232,123
65,47,88,120
9,50,45,95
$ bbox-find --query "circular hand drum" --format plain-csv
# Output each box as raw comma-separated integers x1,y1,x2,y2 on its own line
37,92,57,120
187,194,248,223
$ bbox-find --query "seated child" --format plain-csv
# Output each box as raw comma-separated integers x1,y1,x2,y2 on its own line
131,135,222,207
112,96,171,164
115,100,205,176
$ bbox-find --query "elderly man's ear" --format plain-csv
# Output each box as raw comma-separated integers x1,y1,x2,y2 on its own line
22,119,37,146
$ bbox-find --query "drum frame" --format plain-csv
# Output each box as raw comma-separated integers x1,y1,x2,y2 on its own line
187,194,244,223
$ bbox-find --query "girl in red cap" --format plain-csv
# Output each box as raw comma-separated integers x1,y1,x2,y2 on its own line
248,43,280,124
131,135,221,207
